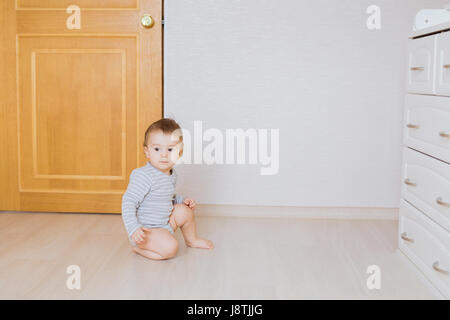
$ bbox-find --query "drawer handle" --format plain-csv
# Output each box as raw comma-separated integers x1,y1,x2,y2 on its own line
410,67,425,71
401,232,414,243
432,261,449,275
443,64,450,69
439,131,450,138
406,123,419,129
404,178,417,187
436,197,450,207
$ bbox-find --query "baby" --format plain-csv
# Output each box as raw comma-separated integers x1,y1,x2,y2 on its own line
121,118,214,260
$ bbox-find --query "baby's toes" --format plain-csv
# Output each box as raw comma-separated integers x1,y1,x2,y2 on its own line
188,238,214,249
198,239,214,249
206,240,214,249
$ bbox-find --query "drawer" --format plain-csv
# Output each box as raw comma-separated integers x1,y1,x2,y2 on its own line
436,32,450,96
403,94,450,163
401,147,450,232
399,199,450,298
406,35,437,94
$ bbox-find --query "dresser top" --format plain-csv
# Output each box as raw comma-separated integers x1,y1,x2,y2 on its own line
410,20,450,39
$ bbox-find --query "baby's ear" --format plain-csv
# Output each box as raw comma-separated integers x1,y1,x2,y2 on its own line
144,145,151,157
178,142,184,157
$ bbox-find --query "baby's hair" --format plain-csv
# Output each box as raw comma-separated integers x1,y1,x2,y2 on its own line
143,118,183,147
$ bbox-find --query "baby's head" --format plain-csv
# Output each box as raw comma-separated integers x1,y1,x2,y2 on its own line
143,118,183,173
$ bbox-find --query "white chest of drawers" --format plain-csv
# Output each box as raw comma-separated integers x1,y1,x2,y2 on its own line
400,26,450,299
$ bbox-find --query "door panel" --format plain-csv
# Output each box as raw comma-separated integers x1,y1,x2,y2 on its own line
18,37,136,191
16,11,140,34
0,0,162,213
16,0,139,9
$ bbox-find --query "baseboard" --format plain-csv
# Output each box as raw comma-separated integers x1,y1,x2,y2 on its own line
194,204,399,220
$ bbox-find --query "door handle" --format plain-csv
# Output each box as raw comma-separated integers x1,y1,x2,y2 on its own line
432,261,449,275
436,197,450,207
404,178,417,187
141,14,155,28
401,232,414,243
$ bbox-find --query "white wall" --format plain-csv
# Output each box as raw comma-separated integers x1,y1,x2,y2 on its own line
164,0,448,207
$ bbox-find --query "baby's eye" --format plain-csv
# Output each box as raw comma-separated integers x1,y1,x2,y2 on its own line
154,148,159,151
168,148,173,152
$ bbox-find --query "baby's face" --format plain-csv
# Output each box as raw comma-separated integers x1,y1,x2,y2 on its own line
144,130,182,173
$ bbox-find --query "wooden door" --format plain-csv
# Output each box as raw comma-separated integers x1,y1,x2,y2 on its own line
0,0,162,213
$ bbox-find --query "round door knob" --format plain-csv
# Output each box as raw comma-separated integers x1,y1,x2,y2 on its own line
141,15,154,28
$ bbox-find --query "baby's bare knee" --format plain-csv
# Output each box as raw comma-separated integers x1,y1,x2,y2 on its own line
160,238,179,259
173,204,194,225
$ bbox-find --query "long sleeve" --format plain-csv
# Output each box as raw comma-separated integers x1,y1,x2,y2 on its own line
174,194,185,204
121,169,152,240
172,167,184,204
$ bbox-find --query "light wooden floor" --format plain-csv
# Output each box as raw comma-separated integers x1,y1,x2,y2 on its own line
0,211,442,299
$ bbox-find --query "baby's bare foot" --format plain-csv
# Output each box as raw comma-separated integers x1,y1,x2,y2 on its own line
186,238,214,249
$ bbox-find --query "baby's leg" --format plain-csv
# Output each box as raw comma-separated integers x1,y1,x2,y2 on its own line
132,228,179,260
169,204,214,249
132,246,165,260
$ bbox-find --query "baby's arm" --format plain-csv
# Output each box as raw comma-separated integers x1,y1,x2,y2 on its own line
171,168,185,205
173,194,185,204
121,169,152,242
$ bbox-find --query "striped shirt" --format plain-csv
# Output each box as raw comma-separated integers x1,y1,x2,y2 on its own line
121,161,184,241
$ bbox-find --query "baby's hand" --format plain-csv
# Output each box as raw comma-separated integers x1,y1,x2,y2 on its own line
131,227,152,244
183,198,196,209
